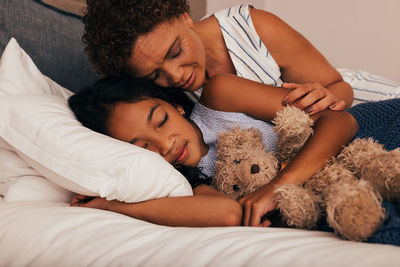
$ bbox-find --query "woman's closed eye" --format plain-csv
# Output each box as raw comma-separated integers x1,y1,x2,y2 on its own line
149,42,181,82
149,70,160,82
171,46,182,59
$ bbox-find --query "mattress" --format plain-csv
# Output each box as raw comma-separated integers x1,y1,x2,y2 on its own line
0,201,398,267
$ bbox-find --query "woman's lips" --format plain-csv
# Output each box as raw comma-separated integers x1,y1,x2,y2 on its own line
174,143,188,165
181,70,195,90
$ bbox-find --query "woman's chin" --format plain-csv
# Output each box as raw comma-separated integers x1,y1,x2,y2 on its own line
187,72,206,91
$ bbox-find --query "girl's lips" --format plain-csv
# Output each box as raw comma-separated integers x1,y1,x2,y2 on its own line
174,143,188,165
181,70,195,90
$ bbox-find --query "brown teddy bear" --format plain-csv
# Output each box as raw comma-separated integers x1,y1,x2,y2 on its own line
213,106,400,241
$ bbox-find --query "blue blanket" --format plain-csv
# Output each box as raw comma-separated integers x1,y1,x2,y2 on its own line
367,201,400,245
349,98,400,150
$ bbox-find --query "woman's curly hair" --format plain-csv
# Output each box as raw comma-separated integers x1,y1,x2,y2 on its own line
83,0,190,77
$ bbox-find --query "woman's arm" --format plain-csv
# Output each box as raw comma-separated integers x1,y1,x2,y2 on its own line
250,8,354,114
71,184,242,227
201,74,358,226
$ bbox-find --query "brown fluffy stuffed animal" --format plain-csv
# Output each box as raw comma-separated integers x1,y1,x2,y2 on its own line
213,106,400,241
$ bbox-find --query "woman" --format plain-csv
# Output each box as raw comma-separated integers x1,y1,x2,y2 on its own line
83,0,354,116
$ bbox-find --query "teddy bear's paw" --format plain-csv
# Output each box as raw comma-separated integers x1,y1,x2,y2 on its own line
272,106,314,162
326,180,385,241
337,138,386,174
306,161,357,196
359,149,400,202
275,184,321,229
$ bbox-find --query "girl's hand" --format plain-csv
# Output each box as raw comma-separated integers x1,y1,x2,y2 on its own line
71,194,111,210
238,183,277,227
281,82,346,115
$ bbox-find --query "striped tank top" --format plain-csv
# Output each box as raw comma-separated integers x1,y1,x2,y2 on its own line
214,4,283,87
212,4,400,105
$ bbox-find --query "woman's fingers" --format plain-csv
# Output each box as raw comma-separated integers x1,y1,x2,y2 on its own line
239,198,250,226
281,82,299,89
328,100,346,111
282,82,345,114
296,92,335,115
282,83,310,106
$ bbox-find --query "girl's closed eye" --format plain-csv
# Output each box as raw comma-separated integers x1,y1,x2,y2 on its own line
159,113,168,127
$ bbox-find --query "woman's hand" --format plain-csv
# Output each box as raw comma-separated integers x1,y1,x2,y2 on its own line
71,194,111,210
281,82,346,115
238,183,277,227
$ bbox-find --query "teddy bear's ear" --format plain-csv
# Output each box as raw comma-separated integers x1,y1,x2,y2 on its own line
217,126,265,152
273,106,314,162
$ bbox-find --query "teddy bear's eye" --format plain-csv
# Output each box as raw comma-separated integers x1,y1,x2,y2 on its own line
233,159,241,164
233,184,240,192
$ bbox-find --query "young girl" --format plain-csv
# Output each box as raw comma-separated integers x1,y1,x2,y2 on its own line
69,74,358,228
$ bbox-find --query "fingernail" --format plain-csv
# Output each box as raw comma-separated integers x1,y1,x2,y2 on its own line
329,104,336,109
282,98,289,106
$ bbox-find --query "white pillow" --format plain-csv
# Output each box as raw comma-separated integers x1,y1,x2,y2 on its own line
0,137,71,202
0,38,193,202
0,38,73,98
0,176,72,202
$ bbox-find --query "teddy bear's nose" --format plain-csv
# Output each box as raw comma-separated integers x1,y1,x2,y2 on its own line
251,164,260,174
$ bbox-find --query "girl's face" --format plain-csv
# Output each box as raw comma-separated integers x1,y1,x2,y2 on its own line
126,13,206,92
106,98,207,167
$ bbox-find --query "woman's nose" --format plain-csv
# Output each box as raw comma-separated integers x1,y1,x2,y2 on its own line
163,62,184,86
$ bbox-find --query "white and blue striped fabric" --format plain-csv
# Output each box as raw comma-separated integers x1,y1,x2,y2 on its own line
214,4,283,87
338,69,400,106
212,4,400,106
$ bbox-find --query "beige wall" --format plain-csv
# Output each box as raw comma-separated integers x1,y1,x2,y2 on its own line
192,0,400,82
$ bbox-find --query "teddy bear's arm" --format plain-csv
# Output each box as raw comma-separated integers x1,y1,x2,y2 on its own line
273,106,314,162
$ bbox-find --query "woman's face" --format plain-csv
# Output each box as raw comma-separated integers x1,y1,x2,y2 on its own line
126,13,206,92
106,98,207,167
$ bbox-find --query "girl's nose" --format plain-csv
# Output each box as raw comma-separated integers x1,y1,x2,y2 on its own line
157,133,175,156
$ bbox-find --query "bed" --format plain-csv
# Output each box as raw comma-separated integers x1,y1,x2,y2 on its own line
1,1,399,266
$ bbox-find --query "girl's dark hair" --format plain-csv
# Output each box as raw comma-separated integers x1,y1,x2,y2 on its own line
68,76,194,135
83,0,190,76
68,76,211,188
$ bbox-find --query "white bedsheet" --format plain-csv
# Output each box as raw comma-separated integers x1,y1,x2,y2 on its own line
0,201,398,267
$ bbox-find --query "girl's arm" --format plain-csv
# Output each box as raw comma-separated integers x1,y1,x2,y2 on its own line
201,74,358,226
71,184,242,227
250,8,354,114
